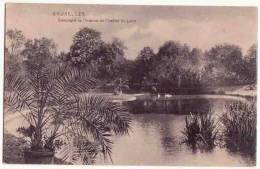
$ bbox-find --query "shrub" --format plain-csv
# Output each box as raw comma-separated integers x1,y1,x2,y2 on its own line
182,113,219,150
221,102,256,156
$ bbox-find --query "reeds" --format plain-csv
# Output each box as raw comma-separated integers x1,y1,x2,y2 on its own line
182,101,256,158
182,113,219,150
221,102,256,156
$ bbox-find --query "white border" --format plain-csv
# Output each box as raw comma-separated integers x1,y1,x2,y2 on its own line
1,0,260,6
0,1,259,169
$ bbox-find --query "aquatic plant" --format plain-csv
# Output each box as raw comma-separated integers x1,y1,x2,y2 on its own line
182,113,219,150
221,101,256,156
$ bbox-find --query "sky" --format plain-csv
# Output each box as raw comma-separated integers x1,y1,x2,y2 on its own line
6,3,258,60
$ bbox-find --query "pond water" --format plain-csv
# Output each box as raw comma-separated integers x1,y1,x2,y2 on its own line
94,95,255,166
4,95,255,166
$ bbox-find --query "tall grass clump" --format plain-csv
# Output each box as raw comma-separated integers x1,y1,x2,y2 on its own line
182,113,219,150
221,101,256,156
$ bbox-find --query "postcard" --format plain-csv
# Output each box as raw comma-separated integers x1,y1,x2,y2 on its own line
3,2,257,167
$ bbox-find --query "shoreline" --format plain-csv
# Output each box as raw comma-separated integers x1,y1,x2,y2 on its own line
4,92,254,123
99,92,255,103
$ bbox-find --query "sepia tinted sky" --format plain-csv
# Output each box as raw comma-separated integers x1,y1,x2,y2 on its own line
6,3,257,59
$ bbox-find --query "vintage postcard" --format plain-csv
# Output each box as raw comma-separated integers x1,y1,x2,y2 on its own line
3,2,257,167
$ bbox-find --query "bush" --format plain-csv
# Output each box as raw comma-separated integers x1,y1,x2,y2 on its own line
182,113,219,150
221,102,256,156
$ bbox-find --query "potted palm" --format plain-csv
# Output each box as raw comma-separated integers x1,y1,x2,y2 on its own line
4,39,131,164
5,63,131,164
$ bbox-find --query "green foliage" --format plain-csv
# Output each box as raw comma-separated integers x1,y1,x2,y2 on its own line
221,102,256,156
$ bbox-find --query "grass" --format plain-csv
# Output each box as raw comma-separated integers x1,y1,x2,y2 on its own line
221,101,256,157
182,113,219,151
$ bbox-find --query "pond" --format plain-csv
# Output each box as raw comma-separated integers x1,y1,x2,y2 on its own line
4,94,255,166
94,95,255,166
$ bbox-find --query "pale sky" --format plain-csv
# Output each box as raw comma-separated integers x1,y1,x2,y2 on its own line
6,3,258,59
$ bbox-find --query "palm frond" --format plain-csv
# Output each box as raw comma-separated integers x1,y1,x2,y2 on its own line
4,74,35,112
60,94,131,161
5,62,131,163
78,94,131,135
59,137,101,164
53,67,96,96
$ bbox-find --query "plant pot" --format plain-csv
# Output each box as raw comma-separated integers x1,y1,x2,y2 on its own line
24,150,54,164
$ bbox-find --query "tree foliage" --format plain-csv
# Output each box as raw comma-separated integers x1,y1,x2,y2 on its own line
129,47,155,90
203,44,246,85
129,42,257,92
67,27,128,83
6,29,25,56
5,29,26,78
4,33,131,164
244,44,257,83
5,28,257,93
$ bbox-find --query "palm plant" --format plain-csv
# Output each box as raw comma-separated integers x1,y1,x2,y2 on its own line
4,62,131,164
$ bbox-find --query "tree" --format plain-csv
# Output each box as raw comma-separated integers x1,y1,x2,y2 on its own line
204,44,245,85
156,41,190,61
5,36,131,164
94,38,127,80
148,41,194,91
244,44,257,83
189,48,204,67
110,38,127,63
137,46,155,63
68,27,103,68
21,38,57,69
5,29,25,77
68,28,127,83
6,29,25,56
129,47,155,90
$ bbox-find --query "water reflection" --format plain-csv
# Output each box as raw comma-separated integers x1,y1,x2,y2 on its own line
126,98,214,115
95,97,255,166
